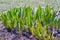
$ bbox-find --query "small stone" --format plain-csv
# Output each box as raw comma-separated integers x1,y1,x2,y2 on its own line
29,35,33,39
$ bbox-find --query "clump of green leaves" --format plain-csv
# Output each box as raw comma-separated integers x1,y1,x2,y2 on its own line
0,5,60,40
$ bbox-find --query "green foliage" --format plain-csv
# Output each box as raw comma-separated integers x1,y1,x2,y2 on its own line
0,5,60,40
19,18,24,32
1,13,7,26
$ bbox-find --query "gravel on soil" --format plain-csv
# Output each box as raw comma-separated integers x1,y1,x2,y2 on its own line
0,21,38,40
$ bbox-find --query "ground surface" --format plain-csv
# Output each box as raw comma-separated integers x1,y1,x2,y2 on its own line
0,21,38,40
0,0,60,13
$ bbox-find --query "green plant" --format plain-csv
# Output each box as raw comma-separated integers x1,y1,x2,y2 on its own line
1,13,7,27
1,5,60,40
18,18,24,32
